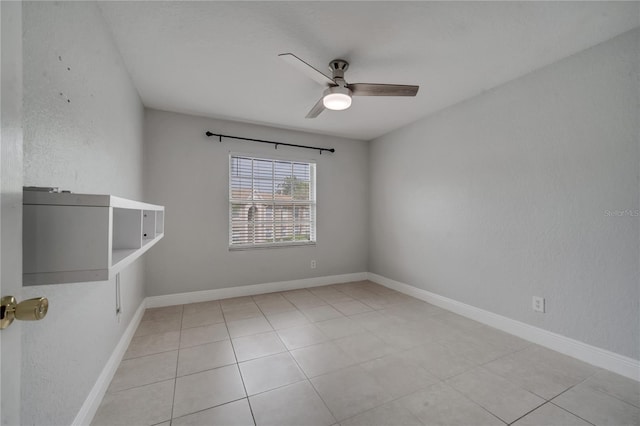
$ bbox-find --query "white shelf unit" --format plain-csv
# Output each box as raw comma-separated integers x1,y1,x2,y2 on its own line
23,191,164,285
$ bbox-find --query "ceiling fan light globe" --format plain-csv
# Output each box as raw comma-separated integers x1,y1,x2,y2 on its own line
323,93,352,110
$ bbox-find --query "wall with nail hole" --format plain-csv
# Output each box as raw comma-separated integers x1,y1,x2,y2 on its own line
23,3,144,198
22,2,146,425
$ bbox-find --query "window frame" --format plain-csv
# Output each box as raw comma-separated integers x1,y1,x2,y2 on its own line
228,152,317,250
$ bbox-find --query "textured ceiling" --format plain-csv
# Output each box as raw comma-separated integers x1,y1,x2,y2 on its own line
98,1,639,141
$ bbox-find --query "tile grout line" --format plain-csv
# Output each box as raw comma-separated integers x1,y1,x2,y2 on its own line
251,296,292,357
108,377,176,395
117,321,445,393
575,374,640,409
169,396,249,424
333,387,439,426
433,379,511,426
498,399,546,425
151,291,405,422
440,364,546,426
547,401,596,426
168,304,184,424
247,294,329,421
363,369,505,426
122,345,180,362
306,283,522,424
286,301,443,423
287,341,340,424
544,375,616,425
258,289,345,424
221,302,258,426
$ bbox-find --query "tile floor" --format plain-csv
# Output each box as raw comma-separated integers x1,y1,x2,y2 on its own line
92,281,640,426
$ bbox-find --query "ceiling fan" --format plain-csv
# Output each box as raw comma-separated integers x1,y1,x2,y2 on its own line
279,53,419,118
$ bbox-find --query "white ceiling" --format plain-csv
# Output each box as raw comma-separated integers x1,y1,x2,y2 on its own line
98,1,639,141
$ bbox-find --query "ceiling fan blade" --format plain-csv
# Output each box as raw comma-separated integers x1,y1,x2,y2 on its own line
348,83,419,97
305,97,325,119
279,53,335,86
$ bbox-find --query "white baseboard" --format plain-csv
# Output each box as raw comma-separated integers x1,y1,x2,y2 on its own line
146,272,368,308
72,299,147,426
368,272,640,382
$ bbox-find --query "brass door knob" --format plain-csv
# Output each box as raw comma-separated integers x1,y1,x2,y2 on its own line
16,297,48,321
0,296,49,329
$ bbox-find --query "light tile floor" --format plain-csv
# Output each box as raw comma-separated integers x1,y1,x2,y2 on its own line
92,281,640,426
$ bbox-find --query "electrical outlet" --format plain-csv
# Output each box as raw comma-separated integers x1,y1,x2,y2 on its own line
532,296,545,313
310,260,316,269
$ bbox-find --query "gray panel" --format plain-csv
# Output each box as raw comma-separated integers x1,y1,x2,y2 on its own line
23,205,110,273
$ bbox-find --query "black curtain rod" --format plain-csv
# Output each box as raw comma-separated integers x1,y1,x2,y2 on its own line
205,131,335,154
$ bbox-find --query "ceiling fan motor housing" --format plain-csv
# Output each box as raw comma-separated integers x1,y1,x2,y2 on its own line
329,59,349,80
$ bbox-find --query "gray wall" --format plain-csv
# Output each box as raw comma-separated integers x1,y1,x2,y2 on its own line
369,29,639,360
21,2,146,425
143,109,369,296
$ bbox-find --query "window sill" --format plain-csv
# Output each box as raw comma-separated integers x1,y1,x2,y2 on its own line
229,241,316,251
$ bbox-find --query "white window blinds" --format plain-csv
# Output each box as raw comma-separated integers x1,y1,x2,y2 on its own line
229,154,316,248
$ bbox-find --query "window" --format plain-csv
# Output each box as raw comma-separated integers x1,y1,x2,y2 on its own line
229,154,316,248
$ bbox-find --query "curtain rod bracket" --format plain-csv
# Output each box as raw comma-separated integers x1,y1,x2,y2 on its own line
205,131,335,154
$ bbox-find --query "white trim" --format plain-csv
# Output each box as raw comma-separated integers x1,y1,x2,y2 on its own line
72,300,146,426
368,273,640,381
146,272,367,308
229,154,317,249
229,150,320,165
